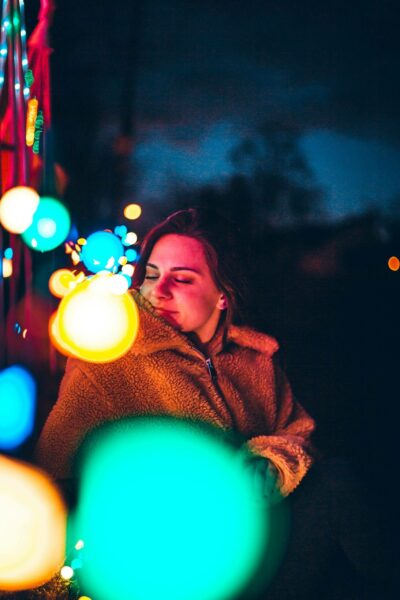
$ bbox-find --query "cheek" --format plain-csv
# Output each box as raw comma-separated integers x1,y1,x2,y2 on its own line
139,282,151,298
179,290,216,317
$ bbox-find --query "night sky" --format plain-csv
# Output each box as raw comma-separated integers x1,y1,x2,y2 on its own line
25,0,400,229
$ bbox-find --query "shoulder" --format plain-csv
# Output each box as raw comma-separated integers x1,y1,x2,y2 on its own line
226,324,280,357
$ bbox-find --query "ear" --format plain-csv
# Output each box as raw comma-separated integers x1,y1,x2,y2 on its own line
217,294,227,310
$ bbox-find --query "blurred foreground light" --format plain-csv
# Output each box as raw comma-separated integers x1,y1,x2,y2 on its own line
60,565,74,580
21,196,71,252
121,263,135,277
123,203,142,220
2,258,12,278
0,186,39,234
81,231,124,274
0,365,36,450
125,248,138,262
108,273,129,295
122,231,137,246
49,269,84,298
49,272,139,363
388,256,399,271
71,417,268,600
0,456,66,591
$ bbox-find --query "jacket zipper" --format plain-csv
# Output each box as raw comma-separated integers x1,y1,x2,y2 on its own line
205,357,217,380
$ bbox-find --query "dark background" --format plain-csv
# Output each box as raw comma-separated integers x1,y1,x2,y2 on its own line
23,0,400,469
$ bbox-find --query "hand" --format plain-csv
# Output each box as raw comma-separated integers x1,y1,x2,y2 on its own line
238,449,283,505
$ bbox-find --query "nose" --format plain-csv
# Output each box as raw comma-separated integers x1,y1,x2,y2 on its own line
152,276,172,300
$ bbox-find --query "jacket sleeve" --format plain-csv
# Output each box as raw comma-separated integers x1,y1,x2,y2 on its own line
35,360,115,481
246,361,316,496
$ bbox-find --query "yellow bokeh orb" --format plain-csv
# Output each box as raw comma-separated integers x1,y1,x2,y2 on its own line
49,272,139,363
48,269,84,298
0,186,40,234
0,455,66,591
123,203,142,220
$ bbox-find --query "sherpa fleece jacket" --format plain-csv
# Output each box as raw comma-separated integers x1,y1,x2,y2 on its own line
36,291,316,496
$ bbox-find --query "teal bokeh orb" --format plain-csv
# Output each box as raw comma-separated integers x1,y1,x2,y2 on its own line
21,196,70,252
0,365,36,450
81,231,124,273
71,417,269,600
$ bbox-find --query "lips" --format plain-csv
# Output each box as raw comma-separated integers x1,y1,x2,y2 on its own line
154,308,176,315
154,308,178,320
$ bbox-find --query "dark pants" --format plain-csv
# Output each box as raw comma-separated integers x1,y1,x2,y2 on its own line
242,458,397,600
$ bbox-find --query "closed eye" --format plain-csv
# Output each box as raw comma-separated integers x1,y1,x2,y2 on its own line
144,274,193,284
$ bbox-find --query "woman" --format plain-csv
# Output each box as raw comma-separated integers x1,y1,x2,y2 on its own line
36,207,316,498
36,208,393,599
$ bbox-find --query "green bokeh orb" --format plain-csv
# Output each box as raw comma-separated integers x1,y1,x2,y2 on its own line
21,196,70,252
71,417,269,600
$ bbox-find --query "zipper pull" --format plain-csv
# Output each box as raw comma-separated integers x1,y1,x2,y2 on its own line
205,358,217,380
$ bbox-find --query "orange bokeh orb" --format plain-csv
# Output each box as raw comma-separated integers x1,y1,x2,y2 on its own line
388,256,400,271
0,456,66,591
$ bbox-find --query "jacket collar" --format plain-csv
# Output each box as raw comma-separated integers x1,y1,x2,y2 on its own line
130,291,278,358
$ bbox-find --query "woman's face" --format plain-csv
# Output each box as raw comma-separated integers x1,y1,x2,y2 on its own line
140,234,226,343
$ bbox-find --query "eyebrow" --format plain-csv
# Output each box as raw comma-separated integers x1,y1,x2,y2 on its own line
146,262,201,274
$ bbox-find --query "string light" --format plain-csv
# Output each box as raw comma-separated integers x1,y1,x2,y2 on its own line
26,98,38,146
0,0,10,97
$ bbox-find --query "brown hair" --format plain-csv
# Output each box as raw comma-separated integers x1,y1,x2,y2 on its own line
132,208,248,327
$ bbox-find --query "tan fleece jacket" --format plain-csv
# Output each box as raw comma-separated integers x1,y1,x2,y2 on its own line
36,292,316,496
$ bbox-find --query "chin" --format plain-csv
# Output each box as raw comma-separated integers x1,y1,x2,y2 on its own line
163,314,181,329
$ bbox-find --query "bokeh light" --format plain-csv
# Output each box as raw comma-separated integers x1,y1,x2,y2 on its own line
0,455,66,591
123,203,142,220
0,365,36,450
2,258,12,278
49,269,85,298
388,256,399,271
0,186,39,234
122,263,135,277
81,231,124,274
108,273,130,295
49,272,139,363
71,417,268,600
125,248,138,262
122,231,137,246
60,565,74,580
21,196,71,252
